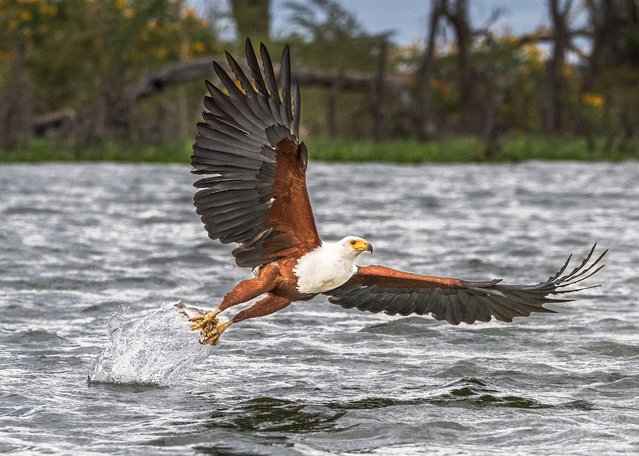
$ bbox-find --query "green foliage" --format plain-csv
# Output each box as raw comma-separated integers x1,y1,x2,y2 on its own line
1,0,638,152
228,0,270,43
0,0,219,112
282,0,389,71
496,136,637,161
308,137,485,162
0,139,192,162
276,0,393,138
307,136,639,163
4,137,637,164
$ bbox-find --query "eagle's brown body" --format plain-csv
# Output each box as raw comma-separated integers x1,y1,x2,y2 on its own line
183,39,606,346
218,259,313,324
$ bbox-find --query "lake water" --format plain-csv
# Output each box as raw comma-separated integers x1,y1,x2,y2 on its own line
0,161,637,455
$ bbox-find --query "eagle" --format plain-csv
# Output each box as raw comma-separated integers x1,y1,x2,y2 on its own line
178,39,607,345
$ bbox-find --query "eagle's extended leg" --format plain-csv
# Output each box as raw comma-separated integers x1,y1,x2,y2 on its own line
188,264,279,345
218,263,279,313
198,294,292,346
232,293,293,323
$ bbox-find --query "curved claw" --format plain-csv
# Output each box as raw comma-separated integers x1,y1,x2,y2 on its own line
189,311,220,332
177,304,231,346
200,320,233,346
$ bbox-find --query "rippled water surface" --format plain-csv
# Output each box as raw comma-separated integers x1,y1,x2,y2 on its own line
1,161,638,455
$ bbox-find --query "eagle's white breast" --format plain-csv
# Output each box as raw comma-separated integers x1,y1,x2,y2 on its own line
293,241,359,294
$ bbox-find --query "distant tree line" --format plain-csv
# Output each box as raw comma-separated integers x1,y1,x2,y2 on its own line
1,0,638,156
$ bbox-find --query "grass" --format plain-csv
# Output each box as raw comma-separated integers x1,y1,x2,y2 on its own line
308,137,639,163
1,136,638,164
308,137,486,163
0,140,192,163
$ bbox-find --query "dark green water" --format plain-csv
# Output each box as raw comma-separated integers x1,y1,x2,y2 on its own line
1,162,637,455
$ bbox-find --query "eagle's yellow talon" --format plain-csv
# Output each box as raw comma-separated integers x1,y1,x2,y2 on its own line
188,311,220,333
184,309,232,346
198,320,233,346
190,318,210,331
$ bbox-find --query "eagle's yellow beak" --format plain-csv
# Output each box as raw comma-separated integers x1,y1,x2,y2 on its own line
351,239,373,253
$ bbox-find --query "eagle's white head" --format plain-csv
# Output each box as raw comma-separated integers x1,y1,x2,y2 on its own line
335,236,373,259
293,236,373,294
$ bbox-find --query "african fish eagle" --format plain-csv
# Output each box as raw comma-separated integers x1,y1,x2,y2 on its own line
178,39,607,345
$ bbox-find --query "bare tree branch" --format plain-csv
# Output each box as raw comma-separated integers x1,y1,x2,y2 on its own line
120,57,412,103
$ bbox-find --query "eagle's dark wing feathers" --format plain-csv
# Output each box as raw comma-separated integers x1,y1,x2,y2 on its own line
192,39,320,269
324,245,607,325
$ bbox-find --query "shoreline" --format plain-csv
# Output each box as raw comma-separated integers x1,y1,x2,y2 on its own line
1,137,637,164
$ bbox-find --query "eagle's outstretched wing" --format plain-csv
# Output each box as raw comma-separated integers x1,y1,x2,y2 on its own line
192,39,320,268
324,245,606,324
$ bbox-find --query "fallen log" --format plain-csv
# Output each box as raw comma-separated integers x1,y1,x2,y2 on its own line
121,57,411,102
33,107,76,136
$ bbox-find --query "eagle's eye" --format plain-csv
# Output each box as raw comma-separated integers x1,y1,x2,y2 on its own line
350,240,357,245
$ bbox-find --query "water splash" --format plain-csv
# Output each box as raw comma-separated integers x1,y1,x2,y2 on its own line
88,303,212,386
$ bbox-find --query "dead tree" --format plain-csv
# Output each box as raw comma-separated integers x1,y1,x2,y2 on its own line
415,0,446,140
120,57,411,103
480,35,507,159
0,36,34,149
36,57,415,139
543,0,573,135
370,38,388,141
415,0,488,138
229,0,271,42
582,0,633,88
578,0,639,150
326,68,343,137
443,0,477,133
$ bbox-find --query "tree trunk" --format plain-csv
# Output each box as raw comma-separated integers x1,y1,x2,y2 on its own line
542,0,572,135
326,69,343,137
579,0,634,150
371,38,388,141
444,0,475,133
229,0,270,42
0,36,34,149
415,0,445,141
481,36,505,159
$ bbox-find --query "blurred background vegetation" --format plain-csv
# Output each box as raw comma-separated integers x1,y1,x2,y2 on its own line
1,0,638,162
